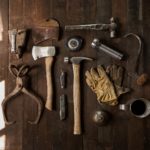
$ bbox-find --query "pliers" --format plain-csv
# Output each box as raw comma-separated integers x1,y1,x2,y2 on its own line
2,64,43,125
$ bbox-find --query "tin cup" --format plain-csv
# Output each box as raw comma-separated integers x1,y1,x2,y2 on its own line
119,98,150,118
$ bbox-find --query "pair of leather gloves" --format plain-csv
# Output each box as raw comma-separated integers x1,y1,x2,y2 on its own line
85,65,130,106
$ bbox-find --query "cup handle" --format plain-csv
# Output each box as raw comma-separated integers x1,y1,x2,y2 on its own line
119,104,129,111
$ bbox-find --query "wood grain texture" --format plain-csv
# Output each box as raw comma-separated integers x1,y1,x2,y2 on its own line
0,0,149,150
72,64,81,135
45,56,54,111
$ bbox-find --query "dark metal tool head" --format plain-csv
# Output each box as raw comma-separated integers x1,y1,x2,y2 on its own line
65,17,118,38
91,38,124,60
109,17,118,38
64,57,93,64
91,38,101,48
71,57,93,64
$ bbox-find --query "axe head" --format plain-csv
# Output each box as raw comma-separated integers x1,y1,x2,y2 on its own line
32,46,56,60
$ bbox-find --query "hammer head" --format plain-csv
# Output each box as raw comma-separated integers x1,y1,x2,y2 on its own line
32,46,56,60
65,57,93,64
91,38,101,49
109,17,117,38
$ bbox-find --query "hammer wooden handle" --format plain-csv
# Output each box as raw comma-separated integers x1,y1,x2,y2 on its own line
72,64,81,135
45,56,53,111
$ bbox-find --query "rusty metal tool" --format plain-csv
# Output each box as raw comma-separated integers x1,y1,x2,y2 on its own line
60,70,67,89
60,94,67,120
32,19,59,111
1,64,43,125
91,38,124,60
64,56,93,135
8,29,27,58
124,33,148,86
65,17,118,38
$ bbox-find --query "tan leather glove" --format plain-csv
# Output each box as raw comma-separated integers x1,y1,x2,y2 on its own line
106,64,130,97
85,65,118,106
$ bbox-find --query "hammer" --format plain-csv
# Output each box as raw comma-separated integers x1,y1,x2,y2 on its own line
64,57,93,135
65,17,118,38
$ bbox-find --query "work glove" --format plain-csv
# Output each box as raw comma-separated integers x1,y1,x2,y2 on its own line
85,65,118,106
106,64,130,97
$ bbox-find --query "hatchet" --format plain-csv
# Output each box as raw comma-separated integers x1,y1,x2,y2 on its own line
32,19,59,111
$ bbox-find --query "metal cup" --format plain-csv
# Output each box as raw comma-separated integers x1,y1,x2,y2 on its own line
119,98,150,118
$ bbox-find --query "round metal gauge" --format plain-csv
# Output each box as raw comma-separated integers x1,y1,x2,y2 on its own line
66,36,83,51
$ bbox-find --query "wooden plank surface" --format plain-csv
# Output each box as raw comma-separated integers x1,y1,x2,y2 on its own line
0,0,149,150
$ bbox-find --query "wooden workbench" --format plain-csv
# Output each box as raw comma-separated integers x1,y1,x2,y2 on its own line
0,0,150,150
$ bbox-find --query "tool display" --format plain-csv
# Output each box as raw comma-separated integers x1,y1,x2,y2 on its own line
32,19,59,111
119,98,150,118
60,94,67,120
2,64,43,125
93,110,110,126
124,33,148,86
85,65,130,106
60,70,67,89
64,56,93,135
6,14,149,135
8,29,27,58
66,36,83,51
91,38,124,60
65,17,118,38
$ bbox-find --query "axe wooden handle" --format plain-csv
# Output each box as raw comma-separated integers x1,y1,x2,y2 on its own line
45,56,54,111
72,64,81,135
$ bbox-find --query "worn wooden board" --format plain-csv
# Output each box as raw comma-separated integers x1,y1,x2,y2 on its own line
0,0,149,150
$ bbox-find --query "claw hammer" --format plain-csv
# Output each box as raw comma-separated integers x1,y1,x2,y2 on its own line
64,57,93,135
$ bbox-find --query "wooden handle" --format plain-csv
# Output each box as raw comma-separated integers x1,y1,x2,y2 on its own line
45,57,53,111
72,64,81,135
